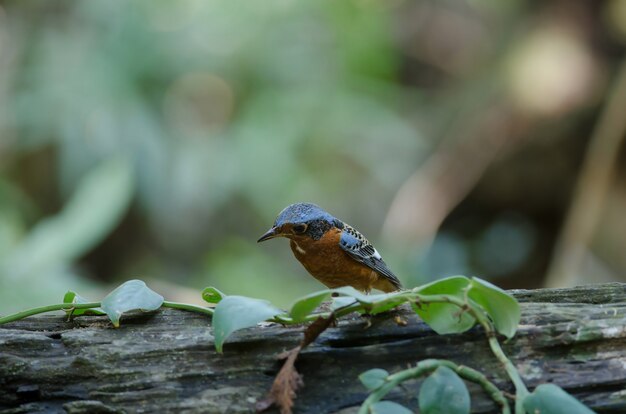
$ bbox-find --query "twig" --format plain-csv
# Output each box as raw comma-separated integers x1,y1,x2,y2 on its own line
546,59,626,287
162,301,214,316
382,101,527,247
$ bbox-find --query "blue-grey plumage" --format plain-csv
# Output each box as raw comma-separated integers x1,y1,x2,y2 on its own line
258,202,403,292
273,203,337,228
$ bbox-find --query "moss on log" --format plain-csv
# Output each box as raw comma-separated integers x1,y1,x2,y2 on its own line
1,283,626,413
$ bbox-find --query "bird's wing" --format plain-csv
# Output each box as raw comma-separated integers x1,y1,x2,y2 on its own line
338,224,403,290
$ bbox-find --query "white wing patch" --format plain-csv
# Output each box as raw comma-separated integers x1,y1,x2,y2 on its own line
371,248,382,260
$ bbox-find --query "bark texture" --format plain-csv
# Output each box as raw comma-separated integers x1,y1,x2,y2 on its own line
1,283,626,413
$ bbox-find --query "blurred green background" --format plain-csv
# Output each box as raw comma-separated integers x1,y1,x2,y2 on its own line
2,0,626,311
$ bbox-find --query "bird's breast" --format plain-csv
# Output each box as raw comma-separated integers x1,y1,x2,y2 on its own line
290,228,344,274
289,228,377,290
290,229,341,264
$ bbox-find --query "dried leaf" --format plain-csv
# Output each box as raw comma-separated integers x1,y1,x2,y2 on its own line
257,346,303,414
274,347,303,414
258,315,335,413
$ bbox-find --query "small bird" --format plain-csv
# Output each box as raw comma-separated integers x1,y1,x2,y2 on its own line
257,202,402,293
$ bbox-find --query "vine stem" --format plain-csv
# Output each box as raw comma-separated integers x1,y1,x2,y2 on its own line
472,307,529,413
162,301,214,316
291,291,528,413
358,359,510,414
0,302,101,324
413,293,529,405
272,300,363,325
486,327,528,414
0,301,215,325
0,287,527,412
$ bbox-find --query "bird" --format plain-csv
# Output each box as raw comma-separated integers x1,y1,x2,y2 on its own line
257,202,402,293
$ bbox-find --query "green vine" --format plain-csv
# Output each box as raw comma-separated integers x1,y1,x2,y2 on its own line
0,302,101,324
358,359,510,414
0,277,595,414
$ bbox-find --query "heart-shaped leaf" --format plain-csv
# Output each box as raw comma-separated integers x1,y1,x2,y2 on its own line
332,286,373,304
468,277,520,339
63,290,105,317
331,287,404,314
371,401,413,414
359,368,389,391
367,293,409,315
414,276,476,335
419,366,470,414
331,295,358,310
212,295,282,353
289,290,332,322
101,280,164,327
202,286,226,304
523,384,595,414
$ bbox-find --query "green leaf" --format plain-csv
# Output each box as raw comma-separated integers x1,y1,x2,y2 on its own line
330,286,365,310
468,277,520,339
212,295,282,353
332,286,373,304
331,295,358,310
419,366,470,414
370,401,413,414
523,384,595,414
289,290,332,322
359,368,389,391
367,293,409,315
202,286,226,304
63,290,105,317
414,276,476,335
331,287,405,314
101,280,164,327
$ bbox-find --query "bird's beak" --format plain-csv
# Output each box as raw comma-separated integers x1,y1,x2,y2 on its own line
257,227,281,243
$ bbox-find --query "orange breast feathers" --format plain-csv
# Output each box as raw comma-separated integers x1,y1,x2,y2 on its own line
289,228,382,292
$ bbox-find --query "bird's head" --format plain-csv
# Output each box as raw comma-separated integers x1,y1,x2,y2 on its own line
257,202,342,242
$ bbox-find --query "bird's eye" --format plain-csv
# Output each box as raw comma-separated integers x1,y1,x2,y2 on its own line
293,224,307,234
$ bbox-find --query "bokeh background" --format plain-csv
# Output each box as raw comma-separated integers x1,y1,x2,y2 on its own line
2,0,626,311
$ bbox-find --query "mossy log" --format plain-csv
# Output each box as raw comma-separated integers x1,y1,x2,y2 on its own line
1,283,626,414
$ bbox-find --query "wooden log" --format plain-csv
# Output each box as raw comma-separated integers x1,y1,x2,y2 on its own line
1,283,626,413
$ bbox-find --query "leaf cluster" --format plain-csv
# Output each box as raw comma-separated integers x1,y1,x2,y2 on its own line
206,275,593,414
0,276,596,414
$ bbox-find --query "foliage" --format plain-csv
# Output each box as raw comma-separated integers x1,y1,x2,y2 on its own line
418,366,470,414
100,280,164,328
63,291,105,318
288,290,332,322
201,286,226,304
370,401,412,414
412,276,520,338
0,276,596,414
212,295,281,353
523,384,596,414
411,275,477,335
359,369,390,392
0,158,134,310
